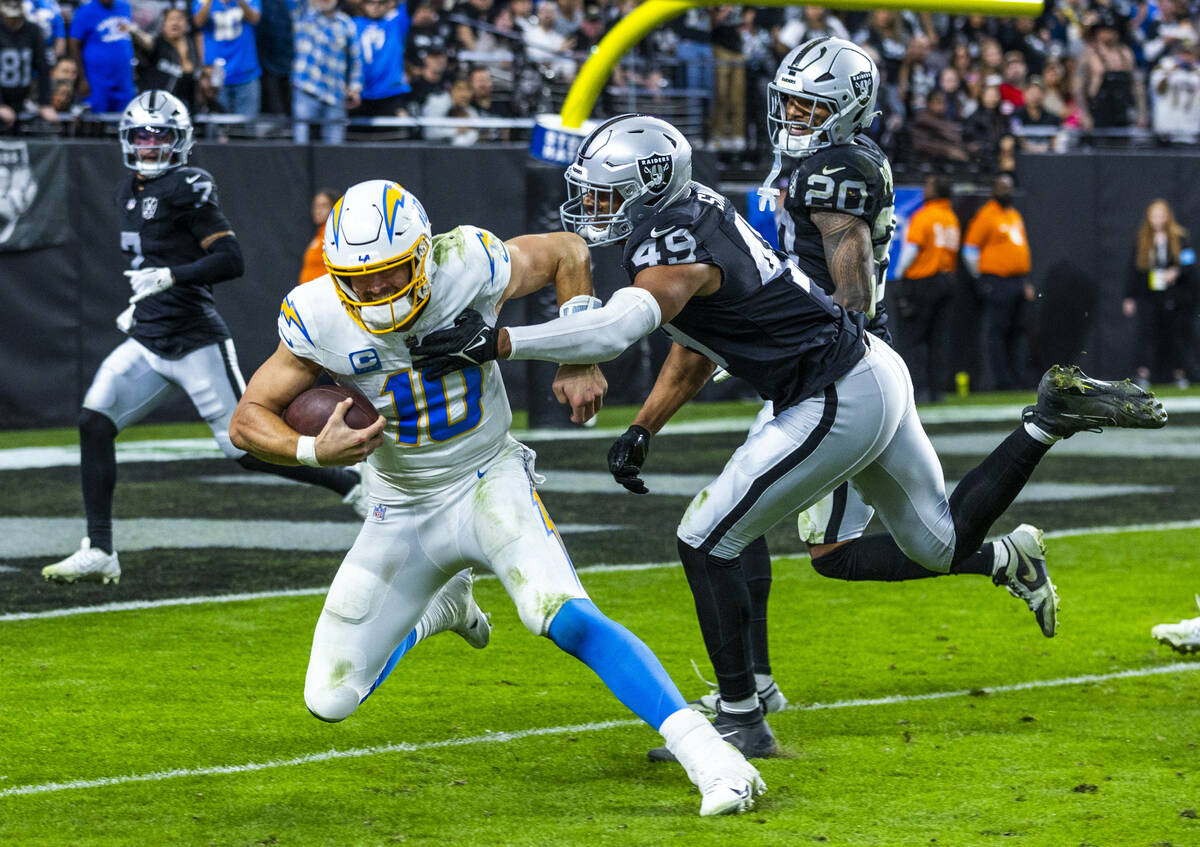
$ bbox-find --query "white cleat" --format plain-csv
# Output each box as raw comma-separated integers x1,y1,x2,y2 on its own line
691,680,789,719
439,569,491,649
342,465,370,520
697,758,767,816
1152,595,1200,654
993,524,1059,637
42,538,120,585
659,708,767,817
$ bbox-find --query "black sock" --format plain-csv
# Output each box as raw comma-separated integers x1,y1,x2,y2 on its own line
677,538,756,703
948,427,1050,566
812,534,942,581
740,537,773,677
79,409,118,554
236,454,359,496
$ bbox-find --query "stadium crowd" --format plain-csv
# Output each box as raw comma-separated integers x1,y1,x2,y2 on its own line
3,0,1200,167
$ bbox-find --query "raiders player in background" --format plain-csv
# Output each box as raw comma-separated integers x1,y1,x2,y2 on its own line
43,90,364,586
409,113,1166,759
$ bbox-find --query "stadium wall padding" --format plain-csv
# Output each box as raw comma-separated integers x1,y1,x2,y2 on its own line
1,142,1197,429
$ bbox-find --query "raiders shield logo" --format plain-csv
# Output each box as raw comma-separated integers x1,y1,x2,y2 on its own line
850,70,874,101
142,197,158,219
637,153,673,196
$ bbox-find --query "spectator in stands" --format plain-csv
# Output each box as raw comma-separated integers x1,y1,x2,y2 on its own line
507,0,535,35
291,0,361,143
909,88,970,166
773,6,848,58
451,0,491,53
50,54,80,113
856,8,909,83
708,4,743,152
963,173,1034,390
977,36,1003,78
671,6,711,96
137,7,201,112
566,3,605,56
28,0,66,66
256,0,294,114
421,72,478,144
1012,76,1061,151
193,0,262,118
1007,13,1048,75
406,41,447,112
1040,56,1075,121
468,63,510,139
897,31,939,114
1076,8,1145,131
353,0,410,125
69,0,138,112
1150,39,1200,144
0,0,57,131
1124,198,1196,389
999,49,1027,111
937,65,969,121
553,0,581,38
405,0,450,76
963,81,1010,172
298,187,335,284
1141,0,1198,68
523,0,573,79
894,174,961,402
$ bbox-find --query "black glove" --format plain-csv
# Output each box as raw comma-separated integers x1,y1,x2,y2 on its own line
608,424,651,494
411,309,498,379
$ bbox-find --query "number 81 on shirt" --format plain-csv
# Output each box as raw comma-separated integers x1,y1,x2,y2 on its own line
383,365,485,445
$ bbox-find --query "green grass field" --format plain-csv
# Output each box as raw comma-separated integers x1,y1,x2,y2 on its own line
2,397,1199,846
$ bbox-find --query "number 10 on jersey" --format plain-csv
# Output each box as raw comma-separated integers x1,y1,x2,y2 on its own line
383,366,484,445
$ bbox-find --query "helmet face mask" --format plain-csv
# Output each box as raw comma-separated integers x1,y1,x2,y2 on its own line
768,37,880,158
559,114,693,246
119,90,194,177
323,180,433,334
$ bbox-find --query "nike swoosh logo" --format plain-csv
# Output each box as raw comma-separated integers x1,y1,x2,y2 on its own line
718,730,739,739
649,226,675,238
733,785,751,800
1019,557,1038,583
822,165,845,175
185,173,201,183
477,469,487,478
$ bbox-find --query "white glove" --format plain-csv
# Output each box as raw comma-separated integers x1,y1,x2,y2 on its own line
115,304,135,333
124,267,174,303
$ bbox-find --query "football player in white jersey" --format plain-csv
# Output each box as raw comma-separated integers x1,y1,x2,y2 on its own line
227,180,765,817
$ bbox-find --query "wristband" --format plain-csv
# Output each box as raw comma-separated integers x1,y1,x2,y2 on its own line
559,294,602,317
296,435,321,467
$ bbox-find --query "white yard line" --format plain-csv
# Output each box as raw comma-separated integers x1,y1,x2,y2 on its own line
2,661,1196,800
6,519,1200,624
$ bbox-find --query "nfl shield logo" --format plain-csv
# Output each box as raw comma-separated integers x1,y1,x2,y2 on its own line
142,197,158,219
371,503,387,522
637,153,673,196
850,70,874,101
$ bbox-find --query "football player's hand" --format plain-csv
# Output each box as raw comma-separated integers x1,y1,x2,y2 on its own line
125,267,175,303
553,363,606,424
608,425,651,494
411,309,498,379
316,398,387,465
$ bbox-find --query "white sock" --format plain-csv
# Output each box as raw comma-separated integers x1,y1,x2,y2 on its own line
720,694,760,714
754,673,775,694
992,539,1012,577
1023,420,1059,445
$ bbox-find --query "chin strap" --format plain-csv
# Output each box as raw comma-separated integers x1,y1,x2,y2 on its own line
756,150,783,212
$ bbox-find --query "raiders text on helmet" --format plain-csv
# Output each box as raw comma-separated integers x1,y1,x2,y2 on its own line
323,180,433,334
768,37,880,158
119,90,195,178
560,114,693,246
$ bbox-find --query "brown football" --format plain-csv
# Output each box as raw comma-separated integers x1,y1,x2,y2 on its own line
284,384,379,436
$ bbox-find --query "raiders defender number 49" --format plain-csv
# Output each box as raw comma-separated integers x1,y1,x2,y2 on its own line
42,90,365,586
409,113,1167,762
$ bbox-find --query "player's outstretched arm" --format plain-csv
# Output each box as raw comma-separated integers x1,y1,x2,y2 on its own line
499,231,594,309
230,342,385,467
632,342,718,436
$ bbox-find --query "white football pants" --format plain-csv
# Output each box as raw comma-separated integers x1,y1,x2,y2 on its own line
678,338,957,572
304,438,589,719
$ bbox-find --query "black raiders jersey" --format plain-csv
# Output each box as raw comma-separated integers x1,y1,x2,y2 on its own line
780,134,895,337
115,166,236,359
621,182,864,410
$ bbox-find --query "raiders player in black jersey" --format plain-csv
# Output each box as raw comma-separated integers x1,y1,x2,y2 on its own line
409,113,1166,759
43,91,364,586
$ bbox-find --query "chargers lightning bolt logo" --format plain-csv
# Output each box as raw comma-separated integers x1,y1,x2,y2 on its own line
279,297,313,348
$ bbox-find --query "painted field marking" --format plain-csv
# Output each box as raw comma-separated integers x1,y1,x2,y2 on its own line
5,519,1200,624
2,661,1196,800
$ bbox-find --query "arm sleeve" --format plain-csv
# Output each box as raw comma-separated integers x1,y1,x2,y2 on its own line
505,286,662,364
170,234,244,285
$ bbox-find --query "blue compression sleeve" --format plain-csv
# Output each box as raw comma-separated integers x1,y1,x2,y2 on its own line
363,628,419,701
547,598,686,729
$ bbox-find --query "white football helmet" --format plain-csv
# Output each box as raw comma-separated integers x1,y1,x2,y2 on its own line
119,90,194,177
559,113,692,246
323,179,433,334
768,36,879,158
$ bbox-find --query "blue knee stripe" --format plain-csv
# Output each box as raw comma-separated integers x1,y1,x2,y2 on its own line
547,598,685,729
363,628,418,701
